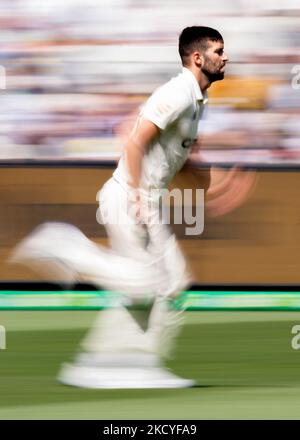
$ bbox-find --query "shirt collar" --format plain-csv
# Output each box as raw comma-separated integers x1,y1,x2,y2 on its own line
182,67,208,104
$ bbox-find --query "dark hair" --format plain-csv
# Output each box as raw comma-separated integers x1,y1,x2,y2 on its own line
179,26,223,66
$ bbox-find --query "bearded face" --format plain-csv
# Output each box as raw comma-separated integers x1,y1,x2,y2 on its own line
201,40,228,83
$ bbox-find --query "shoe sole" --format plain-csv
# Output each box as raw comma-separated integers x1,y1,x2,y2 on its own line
58,363,195,389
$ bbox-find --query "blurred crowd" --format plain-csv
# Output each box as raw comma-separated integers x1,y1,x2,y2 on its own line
0,0,299,164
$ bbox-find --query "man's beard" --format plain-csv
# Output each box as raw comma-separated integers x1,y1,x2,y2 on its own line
202,67,224,83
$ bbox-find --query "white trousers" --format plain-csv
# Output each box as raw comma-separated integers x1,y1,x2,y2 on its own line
96,177,190,299
80,177,190,360
29,178,189,301
16,177,190,361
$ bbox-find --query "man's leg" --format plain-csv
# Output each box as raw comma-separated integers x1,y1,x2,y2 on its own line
58,179,192,388
10,221,165,299
10,178,193,387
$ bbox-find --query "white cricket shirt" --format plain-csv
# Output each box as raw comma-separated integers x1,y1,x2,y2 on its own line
113,67,208,195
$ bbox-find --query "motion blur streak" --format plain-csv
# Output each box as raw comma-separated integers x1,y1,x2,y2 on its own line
0,0,298,164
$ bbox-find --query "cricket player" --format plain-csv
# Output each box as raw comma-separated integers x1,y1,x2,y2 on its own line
11,26,228,388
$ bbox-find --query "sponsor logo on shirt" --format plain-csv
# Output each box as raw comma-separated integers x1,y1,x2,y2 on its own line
181,138,197,149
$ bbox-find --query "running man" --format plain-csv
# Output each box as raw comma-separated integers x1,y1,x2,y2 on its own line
11,26,228,388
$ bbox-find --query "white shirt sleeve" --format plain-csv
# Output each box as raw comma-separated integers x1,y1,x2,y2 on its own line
141,85,190,130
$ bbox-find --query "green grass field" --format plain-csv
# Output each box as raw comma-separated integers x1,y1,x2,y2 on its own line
0,310,300,419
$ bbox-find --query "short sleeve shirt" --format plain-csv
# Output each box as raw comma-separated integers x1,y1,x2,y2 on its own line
113,67,208,194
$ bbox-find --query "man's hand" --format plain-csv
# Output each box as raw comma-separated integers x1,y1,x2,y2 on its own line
127,188,144,224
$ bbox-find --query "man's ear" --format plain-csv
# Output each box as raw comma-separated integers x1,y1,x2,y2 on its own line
193,51,203,67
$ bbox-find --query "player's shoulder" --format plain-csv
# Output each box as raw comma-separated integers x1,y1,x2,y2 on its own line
149,72,193,108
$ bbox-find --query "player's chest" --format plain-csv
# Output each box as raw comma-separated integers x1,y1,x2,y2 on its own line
177,103,205,139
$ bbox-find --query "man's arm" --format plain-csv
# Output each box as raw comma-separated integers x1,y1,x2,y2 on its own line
124,118,159,190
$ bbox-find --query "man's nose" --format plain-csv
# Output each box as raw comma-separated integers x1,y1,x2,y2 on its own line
223,53,229,62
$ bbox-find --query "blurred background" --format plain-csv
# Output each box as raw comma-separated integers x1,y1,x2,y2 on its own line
0,0,299,285
0,0,299,163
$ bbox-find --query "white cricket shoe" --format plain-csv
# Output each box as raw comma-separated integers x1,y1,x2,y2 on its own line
57,362,195,389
